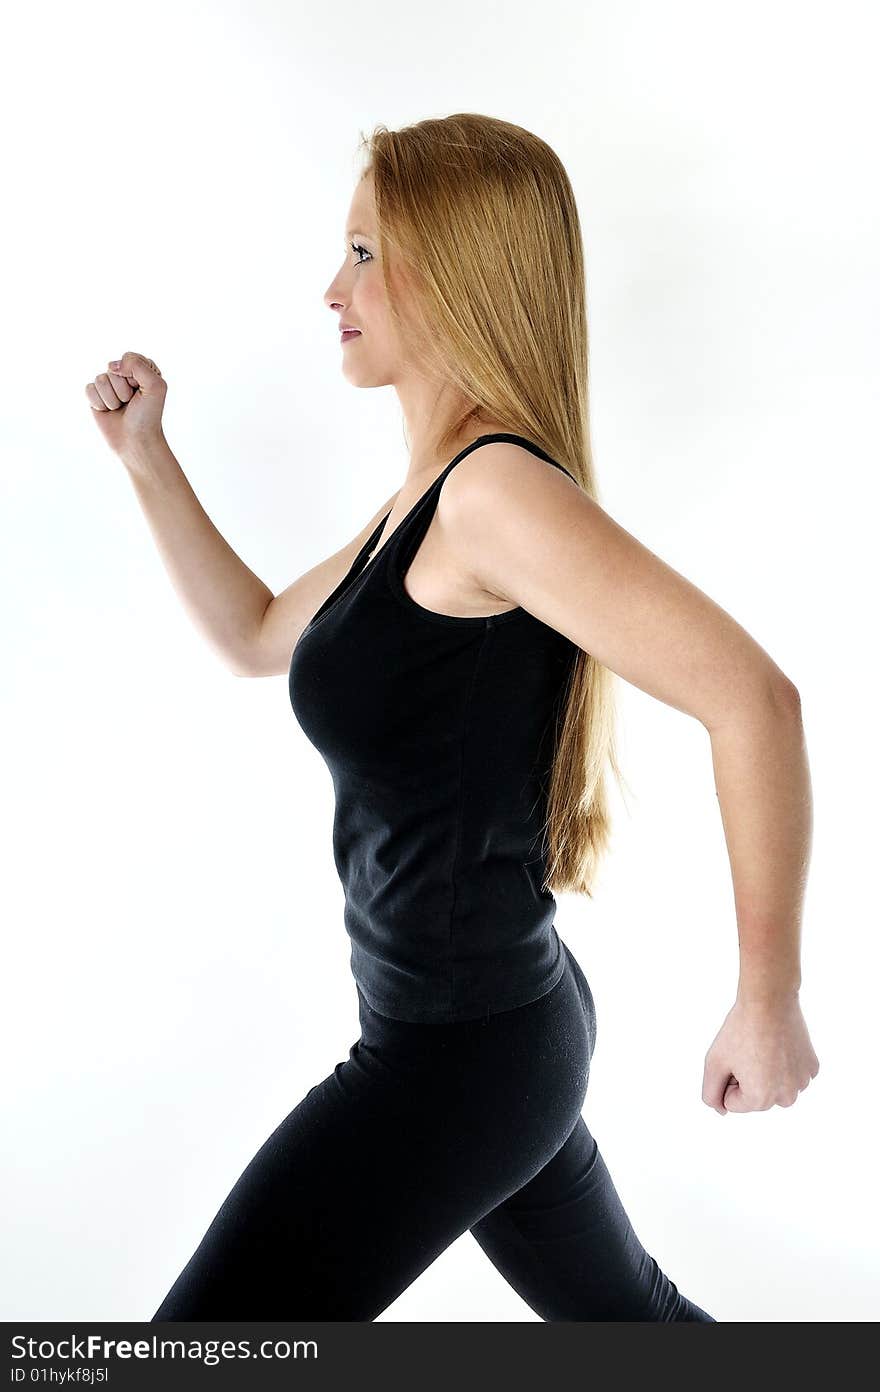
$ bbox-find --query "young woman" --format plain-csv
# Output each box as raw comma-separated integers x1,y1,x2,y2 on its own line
86,113,818,1321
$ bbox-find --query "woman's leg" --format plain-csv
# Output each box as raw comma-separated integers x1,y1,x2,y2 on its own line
469,1115,716,1321
150,960,590,1321
470,943,716,1322
150,943,714,1322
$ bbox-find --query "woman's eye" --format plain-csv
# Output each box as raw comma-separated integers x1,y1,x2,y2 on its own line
350,241,371,265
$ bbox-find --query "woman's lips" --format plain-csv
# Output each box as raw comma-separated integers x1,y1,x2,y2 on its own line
341,330,362,342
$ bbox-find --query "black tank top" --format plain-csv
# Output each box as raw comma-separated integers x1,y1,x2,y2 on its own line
288,433,580,1023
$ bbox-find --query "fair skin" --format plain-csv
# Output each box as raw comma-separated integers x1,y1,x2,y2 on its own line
88,172,818,1116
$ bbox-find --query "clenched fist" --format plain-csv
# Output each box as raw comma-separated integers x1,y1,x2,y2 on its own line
85,351,168,458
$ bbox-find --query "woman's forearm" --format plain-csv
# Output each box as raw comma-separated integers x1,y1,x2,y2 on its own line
706,683,813,1005
121,434,274,675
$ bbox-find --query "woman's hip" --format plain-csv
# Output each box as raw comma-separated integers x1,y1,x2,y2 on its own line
347,939,596,1146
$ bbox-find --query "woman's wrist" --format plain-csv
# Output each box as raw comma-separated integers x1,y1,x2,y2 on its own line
735,976,802,1009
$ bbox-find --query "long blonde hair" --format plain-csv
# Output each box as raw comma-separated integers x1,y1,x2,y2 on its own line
356,113,630,898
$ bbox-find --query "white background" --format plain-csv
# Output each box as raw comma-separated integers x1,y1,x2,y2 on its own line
1,0,877,1323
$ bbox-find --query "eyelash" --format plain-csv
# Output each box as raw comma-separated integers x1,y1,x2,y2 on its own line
350,241,371,265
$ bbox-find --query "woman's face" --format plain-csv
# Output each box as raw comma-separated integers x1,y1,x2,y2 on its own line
324,172,406,387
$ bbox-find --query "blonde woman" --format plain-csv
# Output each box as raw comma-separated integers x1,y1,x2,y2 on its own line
87,114,817,1322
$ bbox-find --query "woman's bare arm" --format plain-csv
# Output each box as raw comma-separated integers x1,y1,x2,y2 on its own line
440,440,810,1006
121,432,396,678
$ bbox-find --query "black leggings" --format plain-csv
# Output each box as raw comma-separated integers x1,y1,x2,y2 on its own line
151,942,716,1322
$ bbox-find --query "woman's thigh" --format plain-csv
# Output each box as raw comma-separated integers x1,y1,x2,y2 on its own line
150,954,592,1321
470,1115,717,1322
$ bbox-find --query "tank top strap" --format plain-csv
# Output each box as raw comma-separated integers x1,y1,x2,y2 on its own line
388,432,577,577
464,432,579,485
